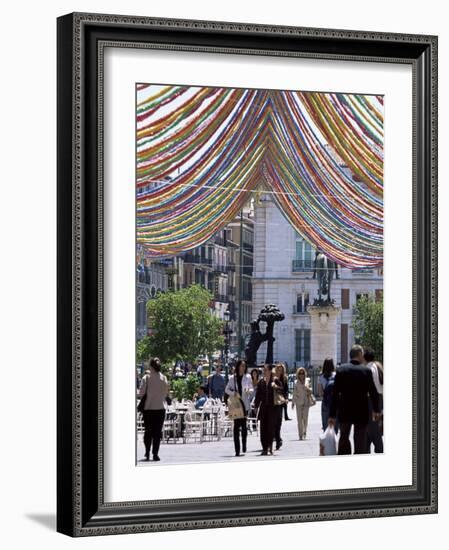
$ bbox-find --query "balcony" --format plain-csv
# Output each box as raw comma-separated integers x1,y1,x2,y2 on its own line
292,259,314,272
226,239,239,249
214,235,227,247
183,254,213,266
226,261,236,272
214,293,229,303
292,304,309,315
213,264,227,274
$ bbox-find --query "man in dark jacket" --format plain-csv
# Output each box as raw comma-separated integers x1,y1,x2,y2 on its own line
328,345,381,454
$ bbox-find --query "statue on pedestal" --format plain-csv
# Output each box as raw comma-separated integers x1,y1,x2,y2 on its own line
312,249,339,305
244,305,285,367
258,304,285,365
244,319,268,370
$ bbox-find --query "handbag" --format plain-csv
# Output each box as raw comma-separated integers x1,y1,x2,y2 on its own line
137,375,148,414
227,376,245,420
307,390,317,407
319,426,337,455
273,381,287,406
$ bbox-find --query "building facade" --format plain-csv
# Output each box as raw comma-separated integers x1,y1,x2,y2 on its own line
252,195,383,370
226,206,254,353
136,259,170,340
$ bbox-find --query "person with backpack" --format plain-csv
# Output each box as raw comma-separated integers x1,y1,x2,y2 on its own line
318,357,338,434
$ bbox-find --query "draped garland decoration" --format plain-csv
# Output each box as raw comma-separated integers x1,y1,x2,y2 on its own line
136,84,384,268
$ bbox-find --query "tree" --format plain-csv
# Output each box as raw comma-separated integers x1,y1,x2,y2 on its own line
136,336,151,363
171,374,200,401
146,284,224,364
352,294,383,362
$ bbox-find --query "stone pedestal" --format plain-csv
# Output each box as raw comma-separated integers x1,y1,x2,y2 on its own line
307,304,340,367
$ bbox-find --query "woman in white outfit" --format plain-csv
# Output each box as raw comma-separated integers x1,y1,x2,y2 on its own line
292,367,315,440
225,359,254,456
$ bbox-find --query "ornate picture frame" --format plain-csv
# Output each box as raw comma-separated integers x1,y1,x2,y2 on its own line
57,12,437,536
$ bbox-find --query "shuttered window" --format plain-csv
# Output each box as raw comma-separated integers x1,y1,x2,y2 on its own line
341,288,350,309
341,324,348,363
295,329,311,364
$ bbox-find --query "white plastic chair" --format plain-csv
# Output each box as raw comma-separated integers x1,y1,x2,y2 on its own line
162,408,181,443
183,410,204,443
217,407,233,438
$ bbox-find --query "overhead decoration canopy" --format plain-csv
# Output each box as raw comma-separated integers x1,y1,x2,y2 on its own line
136,84,383,268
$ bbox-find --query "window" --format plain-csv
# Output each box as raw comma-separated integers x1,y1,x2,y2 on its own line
295,329,311,364
242,253,253,275
167,275,174,291
296,292,309,313
243,303,251,323
137,301,146,327
294,234,314,270
341,288,350,309
295,239,304,261
144,265,151,284
341,323,348,363
242,228,253,246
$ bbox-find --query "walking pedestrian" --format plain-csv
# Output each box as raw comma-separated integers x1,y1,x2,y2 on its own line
208,366,225,400
292,367,315,440
328,345,381,454
273,363,289,450
317,357,337,433
254,364,280,455
139,357,169,462
225,359,253,456
250,368,260,393
249,368,261,429
278,363,291,421
364,349,384,453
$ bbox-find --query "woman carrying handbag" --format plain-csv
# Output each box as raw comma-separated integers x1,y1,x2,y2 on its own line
292,367,316,440
138,357,169,461
225,359,253,456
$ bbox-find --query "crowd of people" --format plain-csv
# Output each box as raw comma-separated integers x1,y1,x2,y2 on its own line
138,345,383,461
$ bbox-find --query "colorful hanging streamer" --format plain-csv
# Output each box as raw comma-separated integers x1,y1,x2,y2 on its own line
136,84,384,268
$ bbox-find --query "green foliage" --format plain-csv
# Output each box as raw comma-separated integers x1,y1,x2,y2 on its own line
136,336,152,363
352,294,383,362
136,336,170,377
146,284,224,364
171,374,200,401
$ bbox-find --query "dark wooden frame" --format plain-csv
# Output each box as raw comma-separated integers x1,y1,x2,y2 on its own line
57,12,438,537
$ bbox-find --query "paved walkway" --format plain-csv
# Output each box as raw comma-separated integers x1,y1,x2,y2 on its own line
137,402,325,465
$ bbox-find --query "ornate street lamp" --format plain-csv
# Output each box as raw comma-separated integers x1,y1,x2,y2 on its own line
223,306,231,383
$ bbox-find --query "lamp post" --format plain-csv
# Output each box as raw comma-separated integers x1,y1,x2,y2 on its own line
223,306,231,383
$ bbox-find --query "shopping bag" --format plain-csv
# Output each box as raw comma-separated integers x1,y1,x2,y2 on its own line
319,426,337,456
227,394,245,420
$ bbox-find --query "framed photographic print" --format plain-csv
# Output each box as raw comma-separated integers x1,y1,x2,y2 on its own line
57,12,438,537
